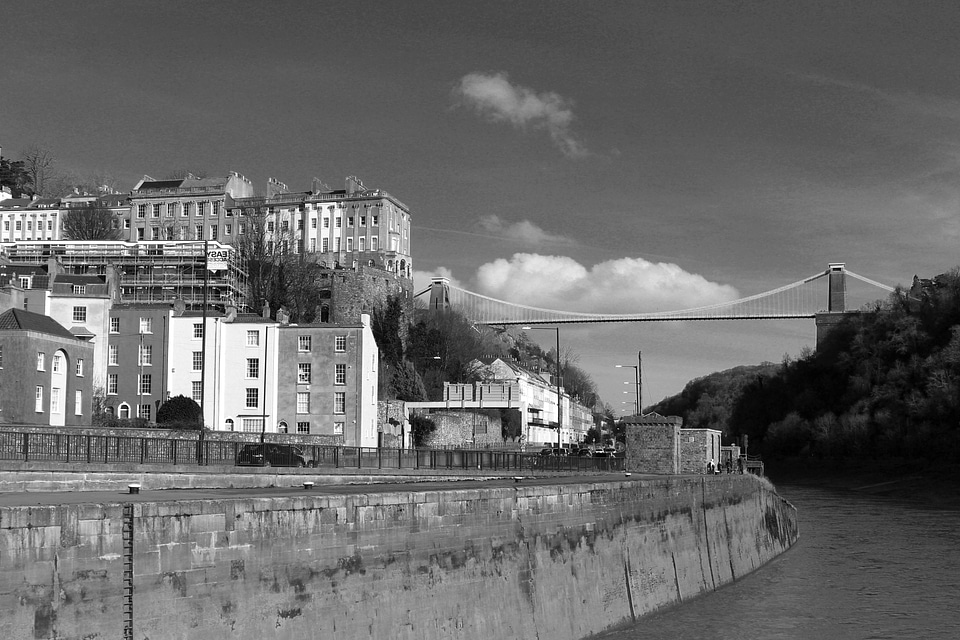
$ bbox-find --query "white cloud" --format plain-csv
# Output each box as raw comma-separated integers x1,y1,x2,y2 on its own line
454,71,588,158
474,253,740,313
477,214,576,247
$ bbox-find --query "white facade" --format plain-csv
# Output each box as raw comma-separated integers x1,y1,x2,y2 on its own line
0,200,61,242
356,314,379,447
167,314,281,433
46,293,111,390
475,358,591,448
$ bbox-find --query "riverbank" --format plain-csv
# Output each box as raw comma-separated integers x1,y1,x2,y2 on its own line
768,458,960,509
1,475,797,640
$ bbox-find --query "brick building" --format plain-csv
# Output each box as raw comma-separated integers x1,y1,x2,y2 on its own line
679,428,723,474
0,308,94,426
276,313,379,447
624,413,682,474
104,304,173,422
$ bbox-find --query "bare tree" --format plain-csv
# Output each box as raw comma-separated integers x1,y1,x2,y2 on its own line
20,145,60,197
232,196,295,314
61,202,123,240
284,257,324,323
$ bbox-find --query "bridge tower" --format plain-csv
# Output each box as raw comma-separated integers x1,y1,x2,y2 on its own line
816,263,849,348
827,262,846,312
428,277,451,311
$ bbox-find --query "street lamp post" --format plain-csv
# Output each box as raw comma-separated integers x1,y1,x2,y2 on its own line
523,326,562,451
615,350,641,415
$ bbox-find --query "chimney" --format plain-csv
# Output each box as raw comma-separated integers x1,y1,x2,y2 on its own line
262,301,271,319
224,305,237,323
345,176,364,195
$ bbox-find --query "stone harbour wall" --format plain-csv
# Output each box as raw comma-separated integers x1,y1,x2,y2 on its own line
0,475,798,639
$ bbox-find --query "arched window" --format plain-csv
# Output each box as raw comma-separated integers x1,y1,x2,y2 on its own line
224,418,235,431
320,305,330,323
105,406,115,417
118,404,130,419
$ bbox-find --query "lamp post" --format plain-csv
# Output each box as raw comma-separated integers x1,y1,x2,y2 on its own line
615,350,641,415
523,326,562,451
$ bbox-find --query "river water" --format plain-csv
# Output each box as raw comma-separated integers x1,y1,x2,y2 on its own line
592,484,960,640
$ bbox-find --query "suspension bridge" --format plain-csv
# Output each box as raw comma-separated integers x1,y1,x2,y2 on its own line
416,263,899,328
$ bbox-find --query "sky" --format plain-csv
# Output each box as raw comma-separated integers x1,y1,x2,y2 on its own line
3,1,960,413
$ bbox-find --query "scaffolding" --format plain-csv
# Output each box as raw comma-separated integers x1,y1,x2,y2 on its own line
0,240,248,309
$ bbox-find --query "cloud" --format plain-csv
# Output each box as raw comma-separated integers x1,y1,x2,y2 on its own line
477,215,576,247
474,253,740,313
454,71,588,158
792,71,960,123
413,266,462,296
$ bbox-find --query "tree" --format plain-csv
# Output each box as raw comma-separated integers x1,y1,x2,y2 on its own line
410,413,436,446
283,257,324,323
157,395,203,429
20,145,61,197
232,195,294,314
0,157,33,197
61,202,123,240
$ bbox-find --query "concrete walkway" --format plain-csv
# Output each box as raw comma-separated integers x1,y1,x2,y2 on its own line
0,473,642,508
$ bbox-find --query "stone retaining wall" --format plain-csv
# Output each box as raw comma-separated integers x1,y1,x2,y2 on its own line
0,475,797,639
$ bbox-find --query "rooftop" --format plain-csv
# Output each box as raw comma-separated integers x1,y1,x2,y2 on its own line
0,308,78,340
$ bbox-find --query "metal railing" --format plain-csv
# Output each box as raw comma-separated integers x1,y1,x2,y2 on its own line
0,431,625,474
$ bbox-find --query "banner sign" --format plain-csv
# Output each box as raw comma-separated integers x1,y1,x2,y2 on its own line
206,248,231,272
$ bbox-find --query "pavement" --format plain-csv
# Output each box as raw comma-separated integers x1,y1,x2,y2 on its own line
0,473,640,508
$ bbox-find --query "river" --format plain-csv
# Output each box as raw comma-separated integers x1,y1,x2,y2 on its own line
592,483,960,640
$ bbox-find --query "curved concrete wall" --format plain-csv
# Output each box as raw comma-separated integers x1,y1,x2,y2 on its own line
0,475,797,639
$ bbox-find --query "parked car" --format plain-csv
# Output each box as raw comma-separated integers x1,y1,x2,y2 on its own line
538,448,555,457
236,443,307,468
593,448,618,458
576,448,593,457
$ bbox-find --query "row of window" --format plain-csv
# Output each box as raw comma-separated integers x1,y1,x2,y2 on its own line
2,219,55,232
133,202,393,232
35,352,84,376
109,317,204,337
106,355,347,387
226,417,344,435
111,320,348,353
34,385,83,415
136,201,223,218
127,221,386,248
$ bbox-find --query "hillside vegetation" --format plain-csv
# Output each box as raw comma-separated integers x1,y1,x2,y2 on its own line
650,269,960,463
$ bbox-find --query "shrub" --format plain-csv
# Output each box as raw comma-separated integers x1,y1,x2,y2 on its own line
156,395,202,428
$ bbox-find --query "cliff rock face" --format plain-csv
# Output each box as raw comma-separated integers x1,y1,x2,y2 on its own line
0,475,798,639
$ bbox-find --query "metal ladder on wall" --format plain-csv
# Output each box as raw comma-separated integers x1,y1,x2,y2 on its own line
122,504,134,639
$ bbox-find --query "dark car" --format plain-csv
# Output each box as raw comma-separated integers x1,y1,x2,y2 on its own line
538,447,555,457
576,448,593,457
236,443,306,468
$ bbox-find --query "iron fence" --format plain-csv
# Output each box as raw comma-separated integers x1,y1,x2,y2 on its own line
0,431,625,474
